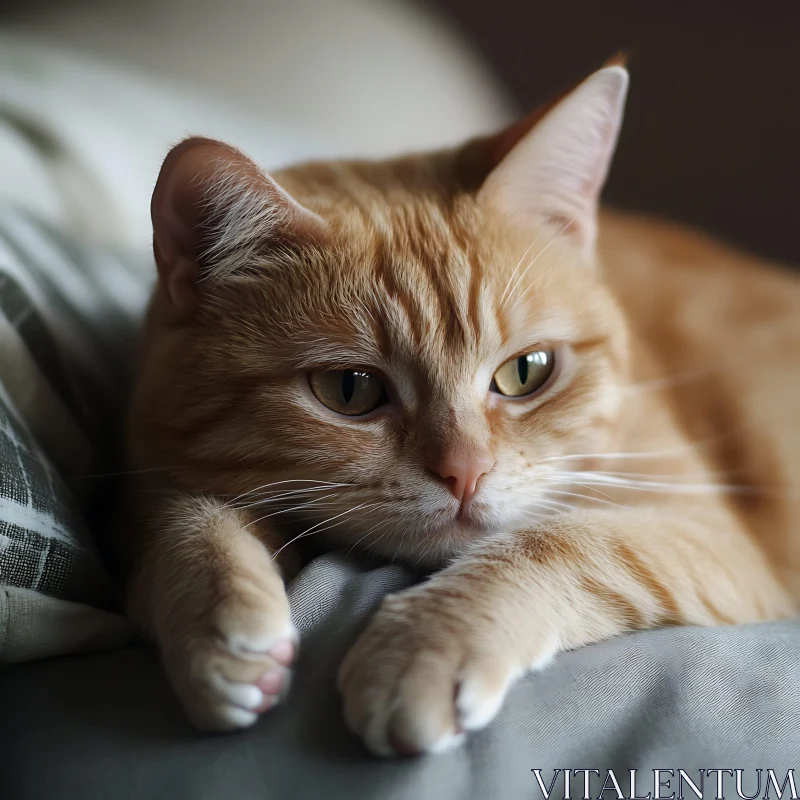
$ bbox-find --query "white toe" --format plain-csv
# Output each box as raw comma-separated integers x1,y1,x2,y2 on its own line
216,705,258,730
428,731,466,754
213,677,264,710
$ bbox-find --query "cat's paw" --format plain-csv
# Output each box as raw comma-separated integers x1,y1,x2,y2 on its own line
338,584,550,757
163,590,297,732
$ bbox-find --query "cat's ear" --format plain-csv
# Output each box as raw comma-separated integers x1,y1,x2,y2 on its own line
478,65,628,249
151,137,328,311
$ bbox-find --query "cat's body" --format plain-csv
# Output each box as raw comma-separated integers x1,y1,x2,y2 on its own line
598,209,800,589
120,64,799,755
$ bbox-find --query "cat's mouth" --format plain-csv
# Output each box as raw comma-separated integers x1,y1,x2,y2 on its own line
455,501,482,526
451,500,494,532
448,492,560,535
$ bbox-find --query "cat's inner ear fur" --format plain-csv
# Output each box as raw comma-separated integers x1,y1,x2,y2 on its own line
151,137,328,310
477,65,629,250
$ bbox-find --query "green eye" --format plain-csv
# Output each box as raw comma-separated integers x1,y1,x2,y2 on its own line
492,351,555,397
309,369,386,416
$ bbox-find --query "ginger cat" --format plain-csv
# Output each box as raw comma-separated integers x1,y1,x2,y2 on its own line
121,63,800,756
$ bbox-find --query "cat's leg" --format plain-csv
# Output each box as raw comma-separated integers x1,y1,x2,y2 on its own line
126,494,297,731
338,506,795,756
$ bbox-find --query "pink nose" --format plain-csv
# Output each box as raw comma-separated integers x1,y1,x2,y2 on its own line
432,455,495,505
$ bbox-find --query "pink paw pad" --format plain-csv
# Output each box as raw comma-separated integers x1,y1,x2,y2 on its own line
253,669,287,712
256,670,285,695
269,639,296,667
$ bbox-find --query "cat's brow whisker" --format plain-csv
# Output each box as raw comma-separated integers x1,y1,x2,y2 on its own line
514,247,588,308
499,233,545,307
500,215,577,310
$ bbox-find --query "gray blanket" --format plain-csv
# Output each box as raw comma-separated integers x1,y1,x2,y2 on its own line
2,552,798,799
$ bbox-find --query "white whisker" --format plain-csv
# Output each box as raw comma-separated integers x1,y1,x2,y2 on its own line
243,493,340,528
369,526,396,558
552,470,756,496
542,487,621,508
232,484,351,509
584,469,743,482
227,480,353,506
500,216,577,310
499,233,544,307
520,501,571,521
528,496,573,512
271,502,376,560
347,519,392,557
548,475,618,502
535,441,722,465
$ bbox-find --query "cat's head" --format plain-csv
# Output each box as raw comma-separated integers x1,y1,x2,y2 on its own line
140,64,631,566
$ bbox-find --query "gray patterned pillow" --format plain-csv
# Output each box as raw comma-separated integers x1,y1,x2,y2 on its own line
0,204,150,663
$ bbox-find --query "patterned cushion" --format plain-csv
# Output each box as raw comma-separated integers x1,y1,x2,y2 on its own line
0,204,150,662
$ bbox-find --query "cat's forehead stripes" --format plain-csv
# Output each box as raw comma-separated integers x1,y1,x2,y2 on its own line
274,159,603,399
366,197,497,345
280,159,565,365
282,161,498,357
357,199,510,398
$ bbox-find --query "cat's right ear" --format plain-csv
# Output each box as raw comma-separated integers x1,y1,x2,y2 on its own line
473,63,628,251
151,137,328,312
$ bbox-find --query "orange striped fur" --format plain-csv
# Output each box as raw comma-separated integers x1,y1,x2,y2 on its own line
121,64,800,752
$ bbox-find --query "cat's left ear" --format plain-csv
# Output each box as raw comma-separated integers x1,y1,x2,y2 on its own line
151,137,328,312
478,65,629,250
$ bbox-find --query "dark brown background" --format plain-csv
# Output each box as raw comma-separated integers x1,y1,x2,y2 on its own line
429,0,800,264
4,1,799,263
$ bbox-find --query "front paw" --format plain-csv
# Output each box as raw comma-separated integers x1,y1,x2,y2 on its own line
163,589,297,732
338,583,549,757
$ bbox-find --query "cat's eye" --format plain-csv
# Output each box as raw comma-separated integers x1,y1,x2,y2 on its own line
309,369,386,416
491,351,555,397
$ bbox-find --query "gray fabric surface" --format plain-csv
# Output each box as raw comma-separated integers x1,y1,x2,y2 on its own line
1,551,798,799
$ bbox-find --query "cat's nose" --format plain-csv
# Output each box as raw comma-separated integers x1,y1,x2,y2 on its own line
432,455,495,506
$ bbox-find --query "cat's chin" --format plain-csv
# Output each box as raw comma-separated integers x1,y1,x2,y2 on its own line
332,505,510,568
343,517,489,570
404,516,500,568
